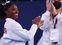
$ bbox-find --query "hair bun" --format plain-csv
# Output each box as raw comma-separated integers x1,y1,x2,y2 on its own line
53,1,61,10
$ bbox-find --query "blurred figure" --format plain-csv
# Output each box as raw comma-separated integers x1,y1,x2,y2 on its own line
37,0,62,45
0,1,43,45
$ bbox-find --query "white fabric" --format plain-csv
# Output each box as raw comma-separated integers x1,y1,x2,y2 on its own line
1,18,38,45
28,38,34,45
37,11,62,45
39,10,50,31
50,29,59,42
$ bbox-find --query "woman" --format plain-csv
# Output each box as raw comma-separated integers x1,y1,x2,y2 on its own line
37,0,62,45
0,1,42,45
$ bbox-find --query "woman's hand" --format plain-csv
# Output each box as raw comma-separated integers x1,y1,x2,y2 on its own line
32,16,44,27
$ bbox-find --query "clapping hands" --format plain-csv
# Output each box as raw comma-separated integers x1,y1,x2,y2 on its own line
32,16,44,27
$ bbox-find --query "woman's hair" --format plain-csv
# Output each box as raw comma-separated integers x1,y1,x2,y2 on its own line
53,1,61,10
0,4,5,19
0,1,16,19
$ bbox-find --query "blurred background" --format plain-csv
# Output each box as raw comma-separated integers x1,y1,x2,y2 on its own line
0,0,46,45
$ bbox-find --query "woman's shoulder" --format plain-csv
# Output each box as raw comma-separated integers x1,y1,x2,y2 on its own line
57,13,62,19
5,18,23,29
4,18,17,26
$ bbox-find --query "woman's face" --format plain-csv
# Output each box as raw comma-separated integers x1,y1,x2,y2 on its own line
5,4,19,19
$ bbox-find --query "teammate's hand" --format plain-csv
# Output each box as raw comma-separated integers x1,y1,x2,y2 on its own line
46,0,52,11
32,16,44,27
51,3,57,16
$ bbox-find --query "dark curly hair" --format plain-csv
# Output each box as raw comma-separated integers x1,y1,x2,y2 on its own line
0,1,16,19
53,1,61,10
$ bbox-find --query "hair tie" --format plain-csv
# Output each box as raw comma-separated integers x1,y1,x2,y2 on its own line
2,1,10,6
